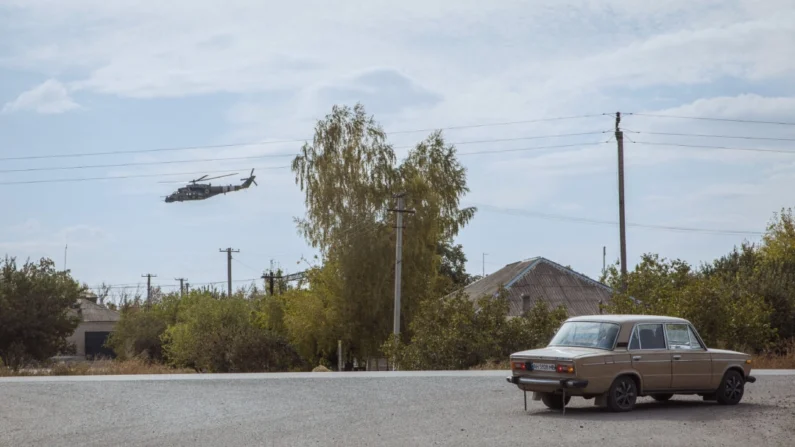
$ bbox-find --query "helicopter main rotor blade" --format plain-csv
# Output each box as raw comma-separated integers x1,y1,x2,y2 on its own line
201,172,238,181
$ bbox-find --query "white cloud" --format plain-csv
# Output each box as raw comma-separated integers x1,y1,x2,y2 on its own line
1,79,79,114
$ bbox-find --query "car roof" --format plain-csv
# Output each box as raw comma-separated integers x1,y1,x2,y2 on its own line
565,314,691,324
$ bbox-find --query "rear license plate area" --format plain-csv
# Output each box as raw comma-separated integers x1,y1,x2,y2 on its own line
529,362,556,372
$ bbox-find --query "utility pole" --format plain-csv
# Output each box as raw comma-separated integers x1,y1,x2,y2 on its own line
175,277,187,297
388,193,415,350
141,273,157,304
602,246,606,277
219,248,239,297
482,252,488,277
615,112,628,292
63,244,68,272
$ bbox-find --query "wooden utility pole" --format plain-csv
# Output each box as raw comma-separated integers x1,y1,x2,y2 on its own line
141,273,157,303
175,277,187,297
219,248,239,297
615,112,628,291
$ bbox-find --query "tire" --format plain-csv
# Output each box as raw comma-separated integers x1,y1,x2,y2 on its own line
652,393,674,402
606,376,638,412
716,369,745,405
540,392,571,410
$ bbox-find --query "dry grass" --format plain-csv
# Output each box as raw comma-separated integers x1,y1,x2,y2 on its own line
0,358,194,377
469,360,511,370
752,339,795,369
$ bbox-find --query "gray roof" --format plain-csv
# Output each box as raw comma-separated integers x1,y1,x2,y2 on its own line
69,298,121,322
458,257,615,317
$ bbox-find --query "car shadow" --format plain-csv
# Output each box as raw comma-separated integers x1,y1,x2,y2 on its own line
526,398,777,422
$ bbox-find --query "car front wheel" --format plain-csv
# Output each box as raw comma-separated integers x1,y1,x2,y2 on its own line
716,370,745,405
606,376,638,412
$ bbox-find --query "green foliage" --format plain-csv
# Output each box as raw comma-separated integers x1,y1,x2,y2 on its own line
105,294,181,361
602,253,776,351
161,291,303,372
290,103,476,359
0,257,82,369
281,265,344,366
382,289,568,370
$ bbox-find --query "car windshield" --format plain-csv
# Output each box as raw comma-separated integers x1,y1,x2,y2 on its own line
548,321,620,350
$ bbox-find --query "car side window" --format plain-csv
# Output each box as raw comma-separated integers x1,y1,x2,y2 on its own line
635,323,667,349
687,325,704,349
665,323,703,350
629,326,640,350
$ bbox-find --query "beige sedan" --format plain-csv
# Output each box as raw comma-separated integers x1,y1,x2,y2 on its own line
506,315,756,412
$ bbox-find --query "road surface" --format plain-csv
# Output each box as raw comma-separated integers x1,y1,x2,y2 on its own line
1,370,794,446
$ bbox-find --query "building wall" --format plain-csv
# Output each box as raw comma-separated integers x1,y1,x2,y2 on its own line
66,321,118,357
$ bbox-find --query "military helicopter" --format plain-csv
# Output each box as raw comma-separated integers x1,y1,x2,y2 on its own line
164,168,257,203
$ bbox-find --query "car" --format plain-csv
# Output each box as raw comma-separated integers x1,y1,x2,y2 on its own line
505,314,756,412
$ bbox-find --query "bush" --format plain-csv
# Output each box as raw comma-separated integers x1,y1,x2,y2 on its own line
382,289,568,370
161,292,304,372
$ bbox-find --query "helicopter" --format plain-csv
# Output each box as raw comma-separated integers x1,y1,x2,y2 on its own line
164,168,257,203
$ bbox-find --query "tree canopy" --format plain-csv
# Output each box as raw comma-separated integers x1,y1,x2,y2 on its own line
289,103,476,359
0,257,82,369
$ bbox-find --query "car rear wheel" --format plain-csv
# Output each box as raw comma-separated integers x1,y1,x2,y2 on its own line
606,376,638,412
540,392,571,410
652,393,673,402
716,370,744,405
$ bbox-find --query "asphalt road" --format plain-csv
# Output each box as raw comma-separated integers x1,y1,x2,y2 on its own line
1,370,794,446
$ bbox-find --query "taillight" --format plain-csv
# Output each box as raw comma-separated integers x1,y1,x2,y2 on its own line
556,364,575,374
511,361,526,370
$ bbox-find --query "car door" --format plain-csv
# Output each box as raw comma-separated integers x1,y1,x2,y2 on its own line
628,323,672,391
665,323,712,390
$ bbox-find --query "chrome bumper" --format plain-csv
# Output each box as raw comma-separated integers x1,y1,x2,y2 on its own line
506,376,589,388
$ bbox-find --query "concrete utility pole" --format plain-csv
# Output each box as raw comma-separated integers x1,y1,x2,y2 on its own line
175,277,187,297
615,112,628,292
388,193,415,349
482,252,488,277
141,273,157,303
602,246,606,277
219,248,239,297
64,244,68,272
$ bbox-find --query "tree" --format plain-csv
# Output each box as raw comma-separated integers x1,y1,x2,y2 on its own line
290,103,476,360
0,256,82,369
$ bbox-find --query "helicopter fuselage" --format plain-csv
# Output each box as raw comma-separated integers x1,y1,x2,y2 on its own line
164,174,256,203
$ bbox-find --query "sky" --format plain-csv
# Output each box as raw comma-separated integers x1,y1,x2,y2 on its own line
2,0,795,298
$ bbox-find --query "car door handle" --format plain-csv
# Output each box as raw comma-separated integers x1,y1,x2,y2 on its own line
632,356,642,361
673,355,682,360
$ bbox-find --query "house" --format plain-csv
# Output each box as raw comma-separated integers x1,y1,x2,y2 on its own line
457,257,615,317
65,292,121,359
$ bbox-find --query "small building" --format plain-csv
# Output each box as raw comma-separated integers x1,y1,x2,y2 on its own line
457,257,614,317
65,292,121,359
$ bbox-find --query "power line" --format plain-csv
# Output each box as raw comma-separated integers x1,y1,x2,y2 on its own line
458,141,608,156
473,204,763,236
1,114,608,162
0,165,290,185
630,141,795,155
0,139,611,186
0,154,294,174
626,112,795,127
0,131,609,174
625,130,795,143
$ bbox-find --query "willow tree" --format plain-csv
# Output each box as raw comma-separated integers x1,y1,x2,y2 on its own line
290,103,475,359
